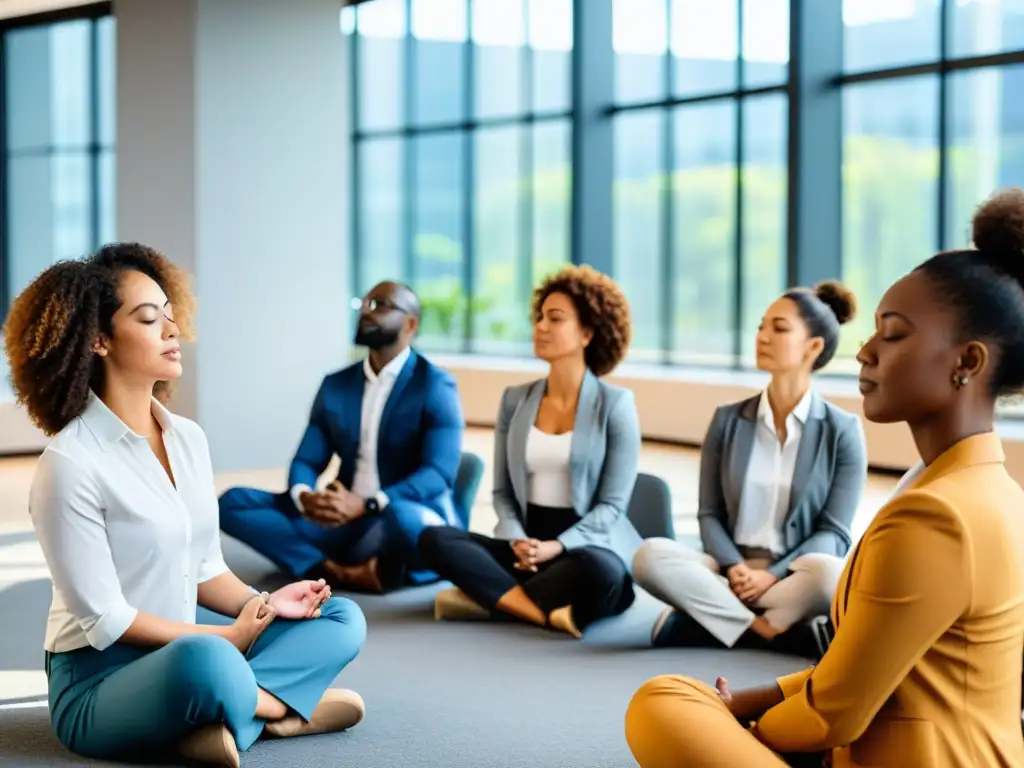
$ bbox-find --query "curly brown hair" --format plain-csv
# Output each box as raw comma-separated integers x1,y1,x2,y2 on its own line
2,243,195,436
532,264,632,376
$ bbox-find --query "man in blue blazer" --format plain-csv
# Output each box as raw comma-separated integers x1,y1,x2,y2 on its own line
219,281,465,592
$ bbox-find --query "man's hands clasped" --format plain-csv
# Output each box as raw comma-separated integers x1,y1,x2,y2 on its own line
299,482,366,527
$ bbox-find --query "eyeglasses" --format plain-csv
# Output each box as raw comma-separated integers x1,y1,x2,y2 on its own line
350,297,408,314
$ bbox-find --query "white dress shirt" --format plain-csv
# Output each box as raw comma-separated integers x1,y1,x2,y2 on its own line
290,345,411,512
29,392,231,653
525,427,574,508
733,387,814,556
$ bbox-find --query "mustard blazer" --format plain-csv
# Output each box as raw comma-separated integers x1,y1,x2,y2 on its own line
754,433,1024,767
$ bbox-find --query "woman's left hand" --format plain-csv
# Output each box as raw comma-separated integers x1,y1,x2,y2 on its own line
734,569,778,603
268,579,332,619
525,539,564,568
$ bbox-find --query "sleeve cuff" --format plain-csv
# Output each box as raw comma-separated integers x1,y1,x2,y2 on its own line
84,602,139,651
776,667,813,699
557,526,585,551
493,518,528,541
375,490,389,510
290,484,314,513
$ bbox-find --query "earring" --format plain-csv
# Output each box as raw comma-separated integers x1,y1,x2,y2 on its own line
953,373,969,389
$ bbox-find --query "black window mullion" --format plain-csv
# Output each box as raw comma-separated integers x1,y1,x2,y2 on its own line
937,0,950,252
659,0,675,363
88,17,100,248
462,0,475,351
349,8,362,299
403,0,416,284
732,0,744,367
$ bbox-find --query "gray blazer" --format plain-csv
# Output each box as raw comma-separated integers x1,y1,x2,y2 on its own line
699,391,867,579
492,370,643,569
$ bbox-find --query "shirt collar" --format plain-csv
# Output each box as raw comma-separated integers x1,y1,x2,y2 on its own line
363,345,411,383
81,390,176,446
757,386,813,427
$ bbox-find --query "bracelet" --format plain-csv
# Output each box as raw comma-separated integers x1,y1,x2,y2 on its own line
239,590,262,615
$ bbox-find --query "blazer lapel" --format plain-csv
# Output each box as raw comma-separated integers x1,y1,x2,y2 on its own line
727,396,759,515
786,411,823,521
569,370,599,511
344,363,366,444
508,380,543,511
377,351,415,438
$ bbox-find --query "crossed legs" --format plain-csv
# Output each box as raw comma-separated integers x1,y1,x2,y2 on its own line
46,597,367,764
418,526,635,635
632,538,842,648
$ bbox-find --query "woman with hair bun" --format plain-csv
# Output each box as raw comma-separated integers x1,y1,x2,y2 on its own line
632,280,867,655
625,189,1024,767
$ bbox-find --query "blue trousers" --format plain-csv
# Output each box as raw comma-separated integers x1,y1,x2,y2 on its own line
218,486,447,585
45,597,366,761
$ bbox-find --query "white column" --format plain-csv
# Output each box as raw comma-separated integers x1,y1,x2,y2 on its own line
116,0,351,471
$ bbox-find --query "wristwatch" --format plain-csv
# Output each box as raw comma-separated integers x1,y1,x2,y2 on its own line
364,497,380,515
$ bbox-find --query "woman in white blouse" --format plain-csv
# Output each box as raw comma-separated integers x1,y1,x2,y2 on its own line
631,281,868,657
2,245,367,767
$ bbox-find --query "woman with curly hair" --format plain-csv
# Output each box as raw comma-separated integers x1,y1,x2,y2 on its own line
419,264,641,637
631,281,866,657
3,244,367,767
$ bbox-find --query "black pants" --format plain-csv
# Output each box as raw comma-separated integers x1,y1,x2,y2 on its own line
418,505,635,629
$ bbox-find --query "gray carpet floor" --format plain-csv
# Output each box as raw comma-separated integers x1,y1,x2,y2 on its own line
0,535,809,767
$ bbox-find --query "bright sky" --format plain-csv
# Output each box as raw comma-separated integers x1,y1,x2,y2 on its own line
341,0,988,62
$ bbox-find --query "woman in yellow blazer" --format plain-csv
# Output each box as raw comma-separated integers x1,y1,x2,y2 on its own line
624,190,1024,768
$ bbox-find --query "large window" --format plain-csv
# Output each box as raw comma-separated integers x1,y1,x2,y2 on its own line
347,1,1024,384
610,0,788,365
840,0,1024,368
0,4,115,392
347,0,572,354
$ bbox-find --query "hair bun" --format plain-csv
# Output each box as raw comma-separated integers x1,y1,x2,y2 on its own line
813,280,857,325
972,188,1024,287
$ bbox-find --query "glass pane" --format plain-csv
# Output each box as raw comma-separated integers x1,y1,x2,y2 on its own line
473,126,524,352
740,94,787,367
532,120,571,281
6,155,92,298
97,16,116,146
672,0,738,98
947,65,1024,250
5,22,91,152
843,0,940,73
613,111,665,361
49,21,92,146
413,132,466,350
356,0,405,130
99,150,116,244
742,0,788,89
952,0,1024,58
671,102,737,364
356,139,405,294
473,0,525,119
529,0,572,112
614,0,667,104
842,76,940,365
413,0,467,125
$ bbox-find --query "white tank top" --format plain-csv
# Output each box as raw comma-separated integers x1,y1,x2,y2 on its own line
524,427,574,508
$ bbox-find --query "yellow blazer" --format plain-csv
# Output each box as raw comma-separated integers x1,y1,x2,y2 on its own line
754,432,1024,767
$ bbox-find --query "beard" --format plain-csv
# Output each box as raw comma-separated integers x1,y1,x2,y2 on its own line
354,322,400,349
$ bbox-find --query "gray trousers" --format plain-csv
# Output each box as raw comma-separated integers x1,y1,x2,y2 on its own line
632,538,843,648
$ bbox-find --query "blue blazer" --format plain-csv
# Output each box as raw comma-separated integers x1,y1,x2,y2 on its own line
287,350,465,525
492,370,643,569
698,391,868,579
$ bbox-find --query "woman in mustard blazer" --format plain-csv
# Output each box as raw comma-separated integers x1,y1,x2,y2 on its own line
624,191,1024,768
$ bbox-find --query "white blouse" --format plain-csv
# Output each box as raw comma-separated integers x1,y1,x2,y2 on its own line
733,387,813,555
29,392,230,653
525,427,574,509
